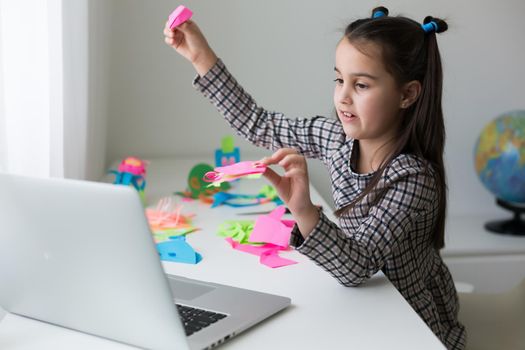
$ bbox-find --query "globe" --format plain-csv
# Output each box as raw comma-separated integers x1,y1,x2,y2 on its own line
474,110,525,235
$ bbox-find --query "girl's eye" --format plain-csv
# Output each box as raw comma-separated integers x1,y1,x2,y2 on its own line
355,83,368,90
333,78,343,85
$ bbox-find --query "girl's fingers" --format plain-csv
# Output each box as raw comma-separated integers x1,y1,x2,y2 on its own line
164,36,174,45
278,154,305,169
164,28,174,38
284,167,307,179
263,148,298,165
262,167,282,188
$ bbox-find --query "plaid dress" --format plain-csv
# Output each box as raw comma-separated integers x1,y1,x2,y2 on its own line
193,59,466,349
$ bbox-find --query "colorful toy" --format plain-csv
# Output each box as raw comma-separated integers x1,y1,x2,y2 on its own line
175,163,231,203
203,161,267,187
215,135,240,167
109,156,147,204
168,5,193,29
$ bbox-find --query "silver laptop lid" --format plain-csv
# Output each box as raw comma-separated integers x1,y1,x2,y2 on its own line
0,173,189,350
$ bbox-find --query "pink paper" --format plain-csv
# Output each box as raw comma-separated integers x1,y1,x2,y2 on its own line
215,161,266,176
249,206,295,247
260,251,298,268
225,238,297,268
168,5,193,29
203,161,267,184
226,237,279,255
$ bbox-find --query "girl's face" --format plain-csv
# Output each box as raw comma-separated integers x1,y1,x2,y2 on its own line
333,38,404,145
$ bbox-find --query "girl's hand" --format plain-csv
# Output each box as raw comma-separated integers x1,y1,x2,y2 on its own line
261,149,319,238
163,20,218,76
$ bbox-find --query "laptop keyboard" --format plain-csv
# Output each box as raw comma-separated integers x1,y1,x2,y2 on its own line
176,304,228,336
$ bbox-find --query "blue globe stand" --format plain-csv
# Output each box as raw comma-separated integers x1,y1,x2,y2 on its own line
485,199,525,236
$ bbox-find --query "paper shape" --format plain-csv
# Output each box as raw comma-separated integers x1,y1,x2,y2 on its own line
177,163,231,199
168,5,193,29
249,206,295,247
211,192,272,208
217,220,256,244
217,206,297,268
203,161,267,186
157,236,202,264
225,238,297,268
153,228,196,243
215,136,240,167
145,197,197,231
226,237,278,255
260,250,298,268
215,161,267,176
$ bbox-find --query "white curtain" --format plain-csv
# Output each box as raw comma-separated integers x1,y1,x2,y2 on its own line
0,0,64,178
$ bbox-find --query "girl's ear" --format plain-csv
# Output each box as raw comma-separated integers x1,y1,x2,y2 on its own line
399,80,421,109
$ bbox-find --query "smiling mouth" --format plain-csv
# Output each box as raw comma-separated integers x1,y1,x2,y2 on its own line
340,111,357,121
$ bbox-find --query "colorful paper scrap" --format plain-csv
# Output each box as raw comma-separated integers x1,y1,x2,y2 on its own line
157,236,202,264
203,161,267,187
249,206,294,247
168,5,193,29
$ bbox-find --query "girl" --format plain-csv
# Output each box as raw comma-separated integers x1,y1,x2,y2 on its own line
164,6,466,349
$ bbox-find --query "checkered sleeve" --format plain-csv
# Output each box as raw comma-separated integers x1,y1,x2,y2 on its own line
193,59,345,162
291,165,436,286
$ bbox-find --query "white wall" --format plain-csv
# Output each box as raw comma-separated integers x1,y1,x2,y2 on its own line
60,0,110,181
90,0,524,216
85,0,112,181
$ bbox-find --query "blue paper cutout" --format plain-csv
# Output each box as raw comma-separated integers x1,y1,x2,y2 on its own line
157,236,202,264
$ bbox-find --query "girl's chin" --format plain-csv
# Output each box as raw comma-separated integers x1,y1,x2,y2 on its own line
341,126,360,139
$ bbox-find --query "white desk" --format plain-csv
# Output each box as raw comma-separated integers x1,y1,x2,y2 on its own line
0,158,445,349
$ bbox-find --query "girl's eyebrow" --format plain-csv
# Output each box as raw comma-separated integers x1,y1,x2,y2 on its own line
333,67,378,80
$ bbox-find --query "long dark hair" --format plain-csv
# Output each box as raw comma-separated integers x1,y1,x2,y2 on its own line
334,7,449,249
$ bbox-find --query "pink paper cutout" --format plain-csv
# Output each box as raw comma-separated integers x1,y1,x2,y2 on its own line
215,161,266,176
203,161,267,184
225,238,297,268
249,206,295,247
260,251,298,268
168,5,193,29
226,237,279,255
204,171,222,182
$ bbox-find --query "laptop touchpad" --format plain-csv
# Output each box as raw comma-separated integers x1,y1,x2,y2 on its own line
168,277,216,301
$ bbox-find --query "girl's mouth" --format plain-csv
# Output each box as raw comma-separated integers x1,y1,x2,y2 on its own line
340,110,357,122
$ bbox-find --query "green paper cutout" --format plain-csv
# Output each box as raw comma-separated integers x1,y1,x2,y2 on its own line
258,185,278,200
187,163,230,198
221,135,235,153
217,220,264,245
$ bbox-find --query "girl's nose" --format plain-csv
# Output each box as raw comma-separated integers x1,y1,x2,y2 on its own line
337,87,352,105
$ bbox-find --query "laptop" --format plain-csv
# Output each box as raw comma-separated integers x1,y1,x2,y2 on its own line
0,173,291,350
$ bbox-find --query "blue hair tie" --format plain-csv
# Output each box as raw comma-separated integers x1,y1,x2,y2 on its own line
373,10,386,18
421,21,438,33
